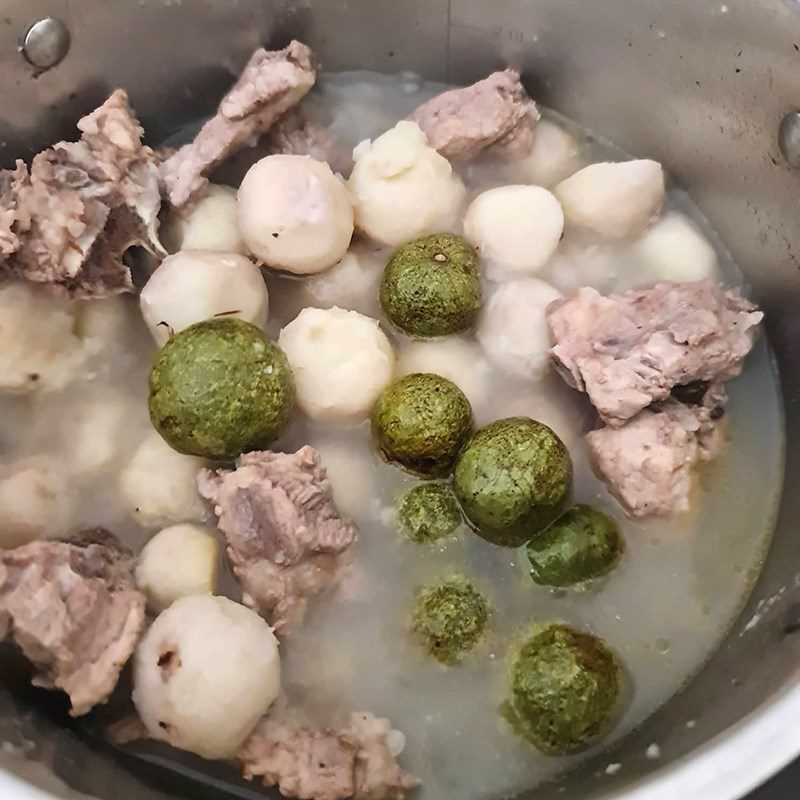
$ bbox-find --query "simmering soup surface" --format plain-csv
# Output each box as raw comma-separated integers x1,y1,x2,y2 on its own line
0,70,784,800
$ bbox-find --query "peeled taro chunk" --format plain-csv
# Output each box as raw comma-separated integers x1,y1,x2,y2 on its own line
198,446,357,635
0,90,163,297
408,69,539,162
0,529,146,716
160,41,316,208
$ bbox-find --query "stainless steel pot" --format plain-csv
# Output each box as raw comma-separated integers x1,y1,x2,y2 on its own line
1,1,799,798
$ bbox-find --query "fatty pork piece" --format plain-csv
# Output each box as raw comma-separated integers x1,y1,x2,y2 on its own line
408,69,539,162
240,709,416,800
160,41,316,208
0,529,145,716
0,90,163,297
587,385,726,517
547,281,762,427
197,446,357,635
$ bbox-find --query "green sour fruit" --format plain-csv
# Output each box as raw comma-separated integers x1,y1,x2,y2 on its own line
503,623,621,755
372,373,473,477
380,233,481,337
527,505,623,587
411,575,488,664
453,417,572,547
398,483,462,543
148,318,295,459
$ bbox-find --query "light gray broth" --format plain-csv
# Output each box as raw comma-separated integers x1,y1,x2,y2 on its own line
0,71,785,799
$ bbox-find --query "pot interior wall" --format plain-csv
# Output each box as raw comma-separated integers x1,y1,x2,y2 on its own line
1,1,799,798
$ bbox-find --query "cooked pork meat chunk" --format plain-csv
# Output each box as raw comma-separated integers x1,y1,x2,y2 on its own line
587,390,725,517
0,90,163,297
240,709,416,800
0,528,145,715
408,69,539,162
197,446,357,634
547,281,762,427
267,110,353,176
0,161,27,256
160,41,316,208
346,713,415,800
490,108,539,161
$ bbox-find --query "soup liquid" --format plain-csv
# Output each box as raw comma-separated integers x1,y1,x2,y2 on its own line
0,71,785,799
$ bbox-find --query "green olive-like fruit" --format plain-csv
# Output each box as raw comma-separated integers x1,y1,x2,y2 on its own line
453,417,572,547
526,505,623,587
398,483,462,543
502,623,621,755
148,318,295,459
380,233,481,337
411,575,488,664
372,373,473,477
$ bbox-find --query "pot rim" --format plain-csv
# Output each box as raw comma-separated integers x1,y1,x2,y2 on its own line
1,683,799,799
611,681,800,800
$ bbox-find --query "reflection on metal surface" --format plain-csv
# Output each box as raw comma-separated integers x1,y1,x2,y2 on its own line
778,112,800,168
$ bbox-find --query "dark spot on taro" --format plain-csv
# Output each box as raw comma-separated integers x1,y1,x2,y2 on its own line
157,648,181,680
272,232,279,238
157,650,175,667
710,406,725,420
28,373,39,382
156,321,174,339
158,721,169,730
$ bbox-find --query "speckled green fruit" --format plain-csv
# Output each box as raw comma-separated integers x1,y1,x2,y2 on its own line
148,318,295,459
372,373,473,477
399,483,462,543
503,624,620,755
411,575,488,664
526,505,623,587
380,233,481,337
453,417,572,547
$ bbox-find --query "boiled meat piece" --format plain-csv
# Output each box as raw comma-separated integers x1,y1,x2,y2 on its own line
0,161,27,256
547,281,762,427
160,41,316,208
0,90,163,297
267,109,353,176
197,446,357,634
408,69,539,162
587,385,726,517
0,528,146,715
239,709,416,800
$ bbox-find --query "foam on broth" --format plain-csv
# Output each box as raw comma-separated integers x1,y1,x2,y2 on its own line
0,71,784,799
